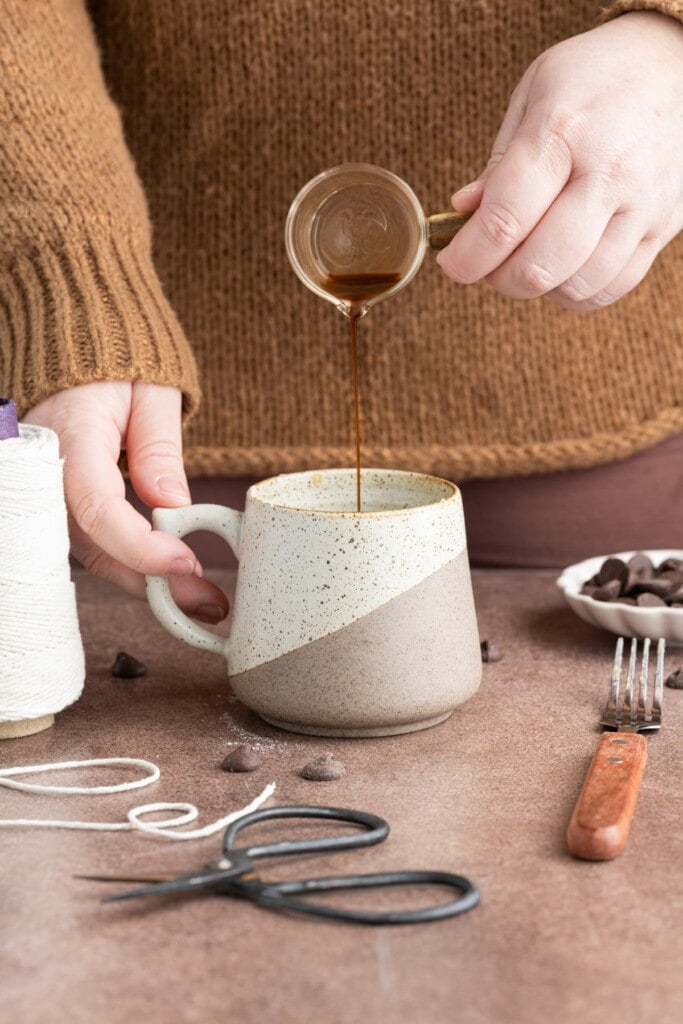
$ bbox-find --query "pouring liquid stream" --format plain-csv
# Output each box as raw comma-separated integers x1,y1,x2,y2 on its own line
322,273,402,512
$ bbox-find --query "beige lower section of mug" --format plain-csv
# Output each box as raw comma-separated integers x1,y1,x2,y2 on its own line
229,549,481,737
259,710,454,738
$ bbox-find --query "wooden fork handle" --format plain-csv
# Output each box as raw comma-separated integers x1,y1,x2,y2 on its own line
566,732,647,861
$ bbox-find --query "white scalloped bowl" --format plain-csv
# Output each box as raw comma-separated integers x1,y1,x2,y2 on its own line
556,550,683,645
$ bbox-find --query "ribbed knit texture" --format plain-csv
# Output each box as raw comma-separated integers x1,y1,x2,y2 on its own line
1,1,681,479
602,0,683,20
0,0,200,416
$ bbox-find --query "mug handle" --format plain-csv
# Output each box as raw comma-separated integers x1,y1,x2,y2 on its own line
145,504,243,657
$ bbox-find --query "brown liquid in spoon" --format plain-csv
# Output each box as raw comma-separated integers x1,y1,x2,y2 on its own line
322,273,401,512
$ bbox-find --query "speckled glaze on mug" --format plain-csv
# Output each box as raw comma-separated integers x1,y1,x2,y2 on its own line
146,469,481,736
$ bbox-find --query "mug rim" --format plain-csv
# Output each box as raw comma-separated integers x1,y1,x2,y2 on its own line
249,467,459,516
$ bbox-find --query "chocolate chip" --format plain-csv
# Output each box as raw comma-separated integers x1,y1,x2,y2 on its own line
582,553,683,609
665,668,683,689
658,558,683,572
635,592,667,607
597,557,628,588
300,753,346,781
593,580,623,601
480,640,503,662
631,578,674,599
221,745,261,772
665,583,683,603
111,651,147,678
624,568,644,594
628,552,654,575
655,570,683,583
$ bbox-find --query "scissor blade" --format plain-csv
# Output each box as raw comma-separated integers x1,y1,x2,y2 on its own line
101,869,234,903
75,873,177,884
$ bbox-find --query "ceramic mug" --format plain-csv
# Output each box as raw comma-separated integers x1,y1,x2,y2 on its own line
146,468,481,737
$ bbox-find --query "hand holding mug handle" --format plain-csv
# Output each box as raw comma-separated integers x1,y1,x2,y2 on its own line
146,505,243,656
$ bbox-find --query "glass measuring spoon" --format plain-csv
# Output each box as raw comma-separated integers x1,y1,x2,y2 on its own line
285,163,468,316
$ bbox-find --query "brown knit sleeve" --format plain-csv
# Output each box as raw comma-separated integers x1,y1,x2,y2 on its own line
0,0,200,418
600,1,683,23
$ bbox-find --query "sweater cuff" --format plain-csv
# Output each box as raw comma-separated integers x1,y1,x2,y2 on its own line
600,1,683,24
0,227,200,420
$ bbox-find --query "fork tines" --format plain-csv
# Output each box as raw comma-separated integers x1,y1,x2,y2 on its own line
602,636,665,733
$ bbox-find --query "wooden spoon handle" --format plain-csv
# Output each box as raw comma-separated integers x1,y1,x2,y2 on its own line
566,732,647,861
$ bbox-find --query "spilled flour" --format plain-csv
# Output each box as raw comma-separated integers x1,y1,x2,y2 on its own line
220,712,304,751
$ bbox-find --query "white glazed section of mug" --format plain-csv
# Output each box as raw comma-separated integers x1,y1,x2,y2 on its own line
228,468,466,674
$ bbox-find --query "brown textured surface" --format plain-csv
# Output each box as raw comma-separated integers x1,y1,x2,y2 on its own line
1,569,682,1024
1,1,682,478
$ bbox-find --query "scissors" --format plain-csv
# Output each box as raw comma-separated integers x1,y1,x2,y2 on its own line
80,805,480,925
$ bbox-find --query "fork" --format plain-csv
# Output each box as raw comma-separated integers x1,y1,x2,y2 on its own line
566,636,665,861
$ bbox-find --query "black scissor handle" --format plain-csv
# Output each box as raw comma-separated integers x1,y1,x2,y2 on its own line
223,805,389,861
239,869,481,925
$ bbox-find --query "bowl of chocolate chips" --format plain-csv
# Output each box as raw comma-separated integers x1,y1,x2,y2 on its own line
557,550,683,644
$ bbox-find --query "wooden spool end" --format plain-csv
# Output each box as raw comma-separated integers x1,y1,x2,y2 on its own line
0,714,55,739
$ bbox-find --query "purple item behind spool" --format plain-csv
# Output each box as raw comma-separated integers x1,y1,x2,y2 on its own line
0,398,19,440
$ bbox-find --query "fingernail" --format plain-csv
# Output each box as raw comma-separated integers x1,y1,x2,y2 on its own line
451,180,483,209
169,556,196,575
452,180,481,198
157,477,191,502
193,603,227,624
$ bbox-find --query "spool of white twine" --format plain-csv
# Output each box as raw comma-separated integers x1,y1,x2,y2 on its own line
0,423,85,723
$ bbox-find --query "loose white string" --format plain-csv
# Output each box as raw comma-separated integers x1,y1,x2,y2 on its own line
0,757,160,794
0,424,84,721
0,757,276,838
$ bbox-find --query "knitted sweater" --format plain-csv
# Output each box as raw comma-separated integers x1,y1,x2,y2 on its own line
0,0,681,480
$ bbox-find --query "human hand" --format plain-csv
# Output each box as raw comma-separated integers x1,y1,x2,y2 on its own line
438,11,683,310
24,381,230,623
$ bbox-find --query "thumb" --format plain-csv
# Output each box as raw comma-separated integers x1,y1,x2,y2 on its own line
126,382,191,509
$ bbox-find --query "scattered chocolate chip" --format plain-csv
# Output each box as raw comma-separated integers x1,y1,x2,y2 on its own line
581,552,683,609
665,668,683,689
300,753,346,781
221,745,261,772
111,651,147,678
480,640,503,662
